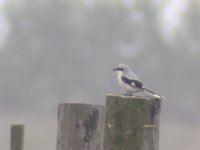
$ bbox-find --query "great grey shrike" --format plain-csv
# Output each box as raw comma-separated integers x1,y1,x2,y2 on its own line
113,64,161,98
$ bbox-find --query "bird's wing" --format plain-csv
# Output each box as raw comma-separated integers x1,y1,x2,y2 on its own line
121,76,144,88
126,71,140,81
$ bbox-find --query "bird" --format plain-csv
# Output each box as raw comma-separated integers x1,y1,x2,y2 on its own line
113,64,161,98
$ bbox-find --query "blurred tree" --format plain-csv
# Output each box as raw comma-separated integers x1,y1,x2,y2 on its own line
177,0,200,54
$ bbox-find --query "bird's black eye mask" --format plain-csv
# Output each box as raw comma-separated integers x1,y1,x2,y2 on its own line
113,68,124,71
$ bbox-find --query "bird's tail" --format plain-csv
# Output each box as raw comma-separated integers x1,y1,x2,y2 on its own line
142,87,155,94
142,87,162,99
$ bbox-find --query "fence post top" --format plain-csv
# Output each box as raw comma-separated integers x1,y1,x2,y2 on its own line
106,94,163,101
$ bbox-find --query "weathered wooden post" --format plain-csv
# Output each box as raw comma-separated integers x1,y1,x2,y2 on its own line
103,95,162,150
57,103,104,150
11,124,24,150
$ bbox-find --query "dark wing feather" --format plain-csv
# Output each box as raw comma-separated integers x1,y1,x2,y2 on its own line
121,76,143,88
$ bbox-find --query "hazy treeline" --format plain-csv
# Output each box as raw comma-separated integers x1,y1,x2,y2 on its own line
0,0,199,124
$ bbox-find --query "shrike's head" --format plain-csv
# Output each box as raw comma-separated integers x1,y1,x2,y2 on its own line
113,64,131,74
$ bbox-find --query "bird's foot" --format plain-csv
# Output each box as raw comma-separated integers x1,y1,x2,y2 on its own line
123,92,133,96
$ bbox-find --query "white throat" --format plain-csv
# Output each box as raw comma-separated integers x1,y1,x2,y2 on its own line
115,71,123,77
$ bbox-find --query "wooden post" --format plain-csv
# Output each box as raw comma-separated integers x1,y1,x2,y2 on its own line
11,124,24,150
57,103,104,150
103,95,162,150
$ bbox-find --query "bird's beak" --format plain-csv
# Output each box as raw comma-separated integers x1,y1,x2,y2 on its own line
113,68,118,71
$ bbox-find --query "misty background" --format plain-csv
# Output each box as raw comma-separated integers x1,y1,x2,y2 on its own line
0,0,200,149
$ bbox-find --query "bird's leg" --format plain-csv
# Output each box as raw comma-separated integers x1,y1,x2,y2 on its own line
123,92,133,96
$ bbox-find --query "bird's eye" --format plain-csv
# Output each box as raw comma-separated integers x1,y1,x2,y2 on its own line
119,68,124,71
